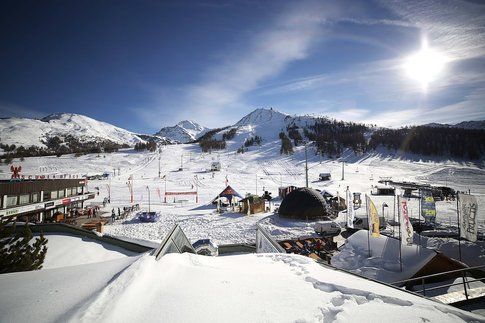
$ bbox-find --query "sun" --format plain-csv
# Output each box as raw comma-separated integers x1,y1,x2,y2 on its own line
404,38,447,90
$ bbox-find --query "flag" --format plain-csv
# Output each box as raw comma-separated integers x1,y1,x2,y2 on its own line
366,195,380,237
458,193,478,242
421,189,436,223
346,189,355,228
399,196,414,245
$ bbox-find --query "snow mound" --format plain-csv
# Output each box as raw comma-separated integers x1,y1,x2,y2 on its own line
0,113,143,147
68,252,480,322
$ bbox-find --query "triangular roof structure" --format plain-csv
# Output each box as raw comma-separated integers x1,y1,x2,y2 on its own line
212,185,243,203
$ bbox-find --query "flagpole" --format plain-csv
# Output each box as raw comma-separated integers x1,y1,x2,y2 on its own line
418,189,422,246
345,187,349,227
456,194,462,262
398,196,403,272
366,195,371,258
393,193,396,238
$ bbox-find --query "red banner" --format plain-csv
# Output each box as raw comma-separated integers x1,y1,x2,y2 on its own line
165,191,197,196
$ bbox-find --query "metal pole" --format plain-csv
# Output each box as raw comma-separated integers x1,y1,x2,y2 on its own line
457,194,462,262
256,174,258,195
341,160,345,180
418,189,422,245
305,143,309,188
147,186,151,213
393,193,396,237
158,152,161,178
366,195,371,258
398,196,403,272
462,271,469,300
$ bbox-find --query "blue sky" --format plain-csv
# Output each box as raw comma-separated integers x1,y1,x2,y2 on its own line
1,0,484,133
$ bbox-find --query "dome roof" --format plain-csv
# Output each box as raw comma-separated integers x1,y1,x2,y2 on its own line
278,187,330,220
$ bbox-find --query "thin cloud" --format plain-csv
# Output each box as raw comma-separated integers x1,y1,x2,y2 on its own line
378,0,485,60
363,88,485,127
135,1,344,128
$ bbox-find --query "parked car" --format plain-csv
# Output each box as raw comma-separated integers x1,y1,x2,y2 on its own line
314,220,341,237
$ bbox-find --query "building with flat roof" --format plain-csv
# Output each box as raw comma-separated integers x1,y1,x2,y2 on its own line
0,179,95,223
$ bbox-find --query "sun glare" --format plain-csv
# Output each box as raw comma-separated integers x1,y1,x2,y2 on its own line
404,38,447,90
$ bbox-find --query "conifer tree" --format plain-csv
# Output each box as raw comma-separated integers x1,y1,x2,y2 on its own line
0,220,48,274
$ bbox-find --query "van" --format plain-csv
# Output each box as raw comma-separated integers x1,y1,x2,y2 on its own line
314,220,341,237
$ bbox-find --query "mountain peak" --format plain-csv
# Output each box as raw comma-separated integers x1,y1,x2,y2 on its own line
176,120,205,132
235,108,288,127
156,120,209,143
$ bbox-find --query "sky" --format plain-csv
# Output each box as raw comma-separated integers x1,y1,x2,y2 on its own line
0,0,484,133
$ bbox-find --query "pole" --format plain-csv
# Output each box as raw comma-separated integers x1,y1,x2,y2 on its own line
345,187,349,227
158,152,161,178
195,176,199,203
393,193,396,237
164,175,167,203
147,186,151,213
366,195,371,257
398,196,403,272
305,143,309,188
457,194,462,262
418,189,422,245
341,160,345,180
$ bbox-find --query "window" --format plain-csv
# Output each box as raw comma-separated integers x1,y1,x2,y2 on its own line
58,189,65,198
51,191,58,199
32,193,39,203
6,196,18,207
19,194,30,205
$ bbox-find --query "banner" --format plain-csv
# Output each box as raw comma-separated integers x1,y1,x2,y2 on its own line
346,189,355,228
458,193,478,242
399,196,414,245
420,189,436,223
366,195,380,237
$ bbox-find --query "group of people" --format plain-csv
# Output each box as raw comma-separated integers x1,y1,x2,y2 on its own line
102,197,111,207
70,206,100,219
110,204,140,222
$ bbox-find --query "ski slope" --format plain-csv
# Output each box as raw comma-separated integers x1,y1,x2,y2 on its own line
2,142,483,249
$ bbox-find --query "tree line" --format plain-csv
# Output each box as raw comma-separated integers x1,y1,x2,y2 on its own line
0,135,129,164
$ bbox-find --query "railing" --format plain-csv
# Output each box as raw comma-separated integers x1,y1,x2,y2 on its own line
392,265,485,301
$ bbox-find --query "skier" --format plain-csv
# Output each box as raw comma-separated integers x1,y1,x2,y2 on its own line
117,207,121,219
111,208,115,222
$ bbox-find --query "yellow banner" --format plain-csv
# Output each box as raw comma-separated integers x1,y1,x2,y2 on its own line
367,195,380,237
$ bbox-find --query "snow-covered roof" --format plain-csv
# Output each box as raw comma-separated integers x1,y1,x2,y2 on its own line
1,252,481,322
332,230,437,283
39,233,138,270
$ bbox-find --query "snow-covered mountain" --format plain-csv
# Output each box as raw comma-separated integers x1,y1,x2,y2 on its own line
155,120,209,143
424,120,485,130
0,113,144,148
207,108,328,149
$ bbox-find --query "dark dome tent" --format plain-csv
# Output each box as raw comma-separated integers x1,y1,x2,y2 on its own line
278,187,332,220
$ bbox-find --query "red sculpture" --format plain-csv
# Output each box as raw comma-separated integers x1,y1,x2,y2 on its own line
10,165,22,179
